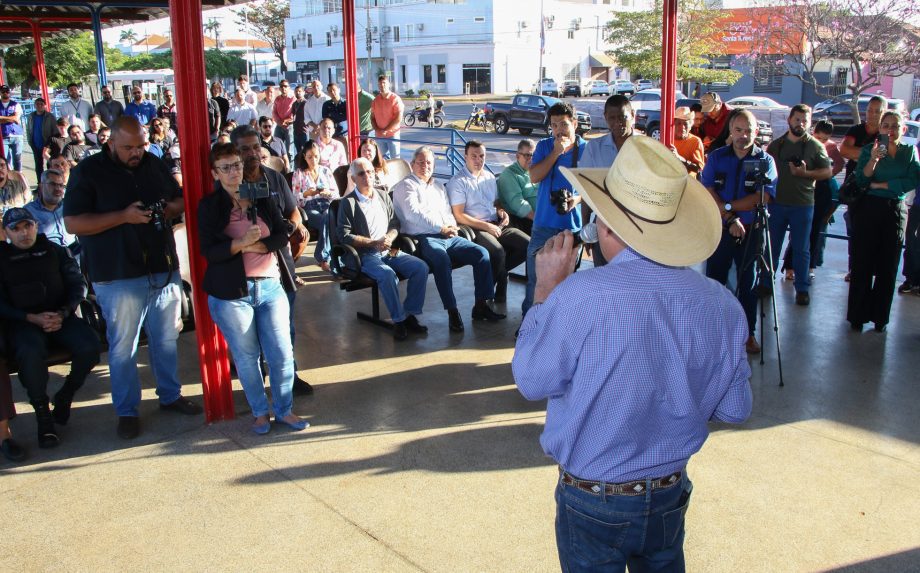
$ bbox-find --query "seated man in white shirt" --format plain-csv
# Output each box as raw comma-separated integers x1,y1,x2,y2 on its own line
392,146,505,332
337,158,429,340
447,140,529,303
315,118,348,171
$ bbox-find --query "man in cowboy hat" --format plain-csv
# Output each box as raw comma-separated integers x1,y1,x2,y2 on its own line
512,136,752,571
671,106,705,176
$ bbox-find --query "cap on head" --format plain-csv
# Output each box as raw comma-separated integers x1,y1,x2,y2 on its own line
3,207,38,229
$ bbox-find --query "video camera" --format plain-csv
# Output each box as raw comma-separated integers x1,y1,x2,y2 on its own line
239,180,271,225
743,157,773,190
549,188,574,215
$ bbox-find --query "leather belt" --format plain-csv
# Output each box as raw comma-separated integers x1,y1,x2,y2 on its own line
560,469,682,496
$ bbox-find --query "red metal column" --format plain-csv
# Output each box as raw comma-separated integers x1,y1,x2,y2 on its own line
342,0,361,159
29,20,50,107
660,0,678,148
169,0,234,423
0,57,4,157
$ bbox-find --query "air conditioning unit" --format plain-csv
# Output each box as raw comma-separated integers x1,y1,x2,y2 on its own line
372,26,378,33
382,26,391,33
417,23,424,31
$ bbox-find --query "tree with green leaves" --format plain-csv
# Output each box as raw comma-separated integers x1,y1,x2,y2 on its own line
745,0,920,121
2,32,125,91
112,49,247,80
235,0,289,74
605,0,742,85
119,30,138,45
204,18,222,48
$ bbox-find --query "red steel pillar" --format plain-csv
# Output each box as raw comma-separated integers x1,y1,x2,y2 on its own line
342,0,361,159
169,0,234,423
29,20,50,105
660,0,678,148
0,57,4,157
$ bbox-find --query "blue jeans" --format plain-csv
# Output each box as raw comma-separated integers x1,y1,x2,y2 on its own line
768,203,813,294
415,234,494,309
306,207,331,263
706,230,759,337
3,134,23,172
360,251,428,322
208,278,294,419
376,135,400,160
274,124,294,162
524,225,566,314
555,471,693,573
93,273,183,417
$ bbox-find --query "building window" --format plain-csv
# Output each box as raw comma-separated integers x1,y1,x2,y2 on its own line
706,56,731,92
326,32,332,46
291,36,297,49
307,34,313,48
446,18,455,25
752,56,782,93
474,16,485,23
323,0,342,12
437,64,446,83
401,64,407,84
567,28,575,40
394,26,400,42
406,24,414,41
423,65,433,83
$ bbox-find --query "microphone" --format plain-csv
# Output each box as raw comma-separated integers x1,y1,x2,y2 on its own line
573,222,598,246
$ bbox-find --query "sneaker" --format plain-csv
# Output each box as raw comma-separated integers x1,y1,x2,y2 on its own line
404,314,428,333
745,336,761,354
159,396,203,415
393,321,409,341
897,280,914,294
1,438,27,462
471,303,507,322
117,416,140,440
795,291,810,306
292,376,314,396
494,281,507,304
52,390,75,426
448,309,465,332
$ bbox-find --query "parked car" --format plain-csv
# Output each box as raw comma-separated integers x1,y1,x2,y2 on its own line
628,89,689,111
586,80,609,97
725,96,787,109
812,98,907,135
608,80,636,96
532,78,560,98
562,81,582,97
635,79,654,91
633,98,773,145
483,94,592,136
903,120,920,148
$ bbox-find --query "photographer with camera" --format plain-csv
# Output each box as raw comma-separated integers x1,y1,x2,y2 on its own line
198,143,308,434
63,116,201,440
231,125,313,395
523,102,586,317
701,110,777,354
766,104,832,306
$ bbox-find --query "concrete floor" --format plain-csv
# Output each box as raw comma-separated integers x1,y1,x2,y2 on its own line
3,158,919,571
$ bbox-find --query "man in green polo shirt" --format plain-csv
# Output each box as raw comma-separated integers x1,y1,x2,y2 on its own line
767,104,833,306
497,139,538,235
358,88,376,135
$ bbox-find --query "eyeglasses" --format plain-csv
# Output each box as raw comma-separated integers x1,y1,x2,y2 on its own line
215,161,244,173
518,152,534,158
43,183,66,189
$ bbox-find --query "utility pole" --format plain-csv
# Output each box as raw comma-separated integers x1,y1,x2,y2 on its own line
366,1,373,91
538,0,544,84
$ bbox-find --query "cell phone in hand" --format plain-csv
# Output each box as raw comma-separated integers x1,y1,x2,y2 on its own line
878,134,889,147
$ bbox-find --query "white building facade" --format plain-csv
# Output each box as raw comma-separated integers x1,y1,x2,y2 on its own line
286,0,650,95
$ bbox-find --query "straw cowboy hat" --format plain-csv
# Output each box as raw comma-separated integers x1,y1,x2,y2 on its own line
560,135,720,266
674,106,694,122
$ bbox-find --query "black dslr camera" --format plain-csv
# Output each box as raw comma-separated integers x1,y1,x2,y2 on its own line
145,199,168,232
549,188,574,215
239,180,271,225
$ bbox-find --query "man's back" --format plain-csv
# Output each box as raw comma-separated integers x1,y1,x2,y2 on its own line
514,249,752,482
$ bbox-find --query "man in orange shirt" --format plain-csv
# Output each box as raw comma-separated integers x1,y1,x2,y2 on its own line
371,75,405,160
671,106,705,177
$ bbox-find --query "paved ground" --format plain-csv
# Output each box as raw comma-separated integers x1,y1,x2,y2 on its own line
3,149,919,572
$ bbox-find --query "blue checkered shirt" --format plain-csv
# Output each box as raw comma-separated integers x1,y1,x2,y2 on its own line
513,248,753,482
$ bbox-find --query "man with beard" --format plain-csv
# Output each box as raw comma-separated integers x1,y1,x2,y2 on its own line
766,104,832,306
25,169,77,251
581,94,635,266
0,84,24,174
43,118,71,162
62,83,94,131
26,97,57,181
230,125,314,395
63,116,203,440
84,114,104,146
156,88,178,132
322,83,348,138
124,86,157,126
61,125,92,167
94,85,124,128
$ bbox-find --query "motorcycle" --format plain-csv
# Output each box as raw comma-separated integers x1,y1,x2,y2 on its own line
403,100,445,128
463,104,492,132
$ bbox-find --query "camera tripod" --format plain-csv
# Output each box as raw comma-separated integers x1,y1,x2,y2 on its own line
737,191,785,387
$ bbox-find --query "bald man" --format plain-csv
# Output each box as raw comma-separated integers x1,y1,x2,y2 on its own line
63,116,202,440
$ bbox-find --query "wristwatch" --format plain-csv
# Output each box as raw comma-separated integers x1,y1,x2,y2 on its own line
723,202,733,213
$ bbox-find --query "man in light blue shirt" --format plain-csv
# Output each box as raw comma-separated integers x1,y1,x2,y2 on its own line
580,94,635,266
25,169,77,251
392,146,504,332
447,141,529,303
514,136,751,571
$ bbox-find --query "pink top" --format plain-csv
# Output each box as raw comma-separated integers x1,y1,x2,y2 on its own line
371,92,403,137
272,95,295,123
823,140,845,177
316,138,348,170
224,207,280,279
